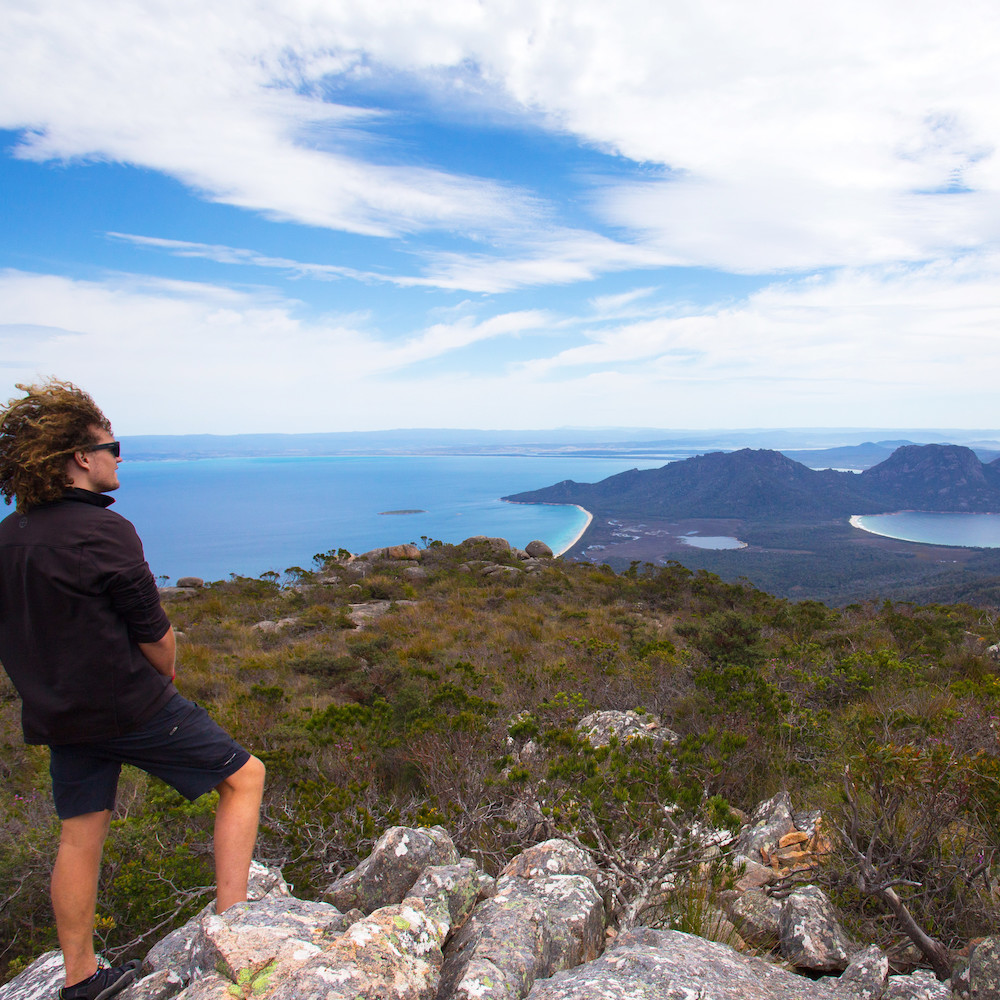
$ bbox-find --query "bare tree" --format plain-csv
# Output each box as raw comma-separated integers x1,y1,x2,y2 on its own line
834,756,997,980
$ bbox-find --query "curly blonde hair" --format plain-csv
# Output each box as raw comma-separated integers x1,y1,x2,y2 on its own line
0,379,112,509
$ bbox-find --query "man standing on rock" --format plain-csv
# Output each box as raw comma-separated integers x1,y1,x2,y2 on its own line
0,380,265,1000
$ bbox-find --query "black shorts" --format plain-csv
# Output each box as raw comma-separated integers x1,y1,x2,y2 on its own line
49,694,252,819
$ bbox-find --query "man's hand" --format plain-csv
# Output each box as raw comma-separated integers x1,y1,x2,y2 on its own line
138,626,177,680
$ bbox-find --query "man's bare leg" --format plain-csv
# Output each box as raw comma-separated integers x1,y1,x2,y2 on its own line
52,810,112,986
214,756,265,913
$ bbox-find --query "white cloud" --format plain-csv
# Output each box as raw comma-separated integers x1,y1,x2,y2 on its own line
5,0,1000,433
588,287,660,316
111,230,677,294
7,1,1000,273
415,232,677,292
2,254,999,433
1,1,532,238
0,268,552,432
377,309,551,368
109,234,383,284
598,177,999,273
514,252,1000,426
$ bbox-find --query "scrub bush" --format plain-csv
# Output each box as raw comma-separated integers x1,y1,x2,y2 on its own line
2,541,1000,980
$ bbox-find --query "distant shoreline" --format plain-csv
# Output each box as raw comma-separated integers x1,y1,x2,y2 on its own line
850,511,1000,549
500,499,594,557
849,514,879,537
555,505,593,557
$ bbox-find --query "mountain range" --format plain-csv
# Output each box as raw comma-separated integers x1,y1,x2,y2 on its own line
503,444,1000,521
783,440,1000,470
118,430,1000,462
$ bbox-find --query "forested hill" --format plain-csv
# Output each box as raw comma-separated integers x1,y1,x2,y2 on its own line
503,444,1000,520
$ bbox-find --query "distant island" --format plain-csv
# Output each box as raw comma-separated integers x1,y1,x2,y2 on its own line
504,444,1000,606
377,509,426,515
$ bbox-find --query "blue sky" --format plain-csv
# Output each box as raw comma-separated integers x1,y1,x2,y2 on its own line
2,0,999,434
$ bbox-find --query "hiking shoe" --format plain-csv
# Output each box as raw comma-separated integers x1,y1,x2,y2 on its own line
58,960,141,1000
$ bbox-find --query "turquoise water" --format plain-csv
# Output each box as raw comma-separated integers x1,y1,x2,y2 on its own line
851,512,1000,548
110,455,667,583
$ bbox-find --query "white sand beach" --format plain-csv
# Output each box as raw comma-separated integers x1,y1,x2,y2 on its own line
849,514,884,538
555,505,593,557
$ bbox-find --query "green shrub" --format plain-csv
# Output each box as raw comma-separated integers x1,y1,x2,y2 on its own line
5,541,1000,980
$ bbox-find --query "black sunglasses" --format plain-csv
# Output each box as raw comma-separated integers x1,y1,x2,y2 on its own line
85,441,121,458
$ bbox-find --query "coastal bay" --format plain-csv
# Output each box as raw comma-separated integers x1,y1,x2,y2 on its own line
850,511,1000,548
502,499,594,556
112,454,660,583
554,504,594,556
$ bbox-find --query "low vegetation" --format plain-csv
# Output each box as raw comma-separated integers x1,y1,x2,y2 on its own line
571,519,1000,606
2,540,999,981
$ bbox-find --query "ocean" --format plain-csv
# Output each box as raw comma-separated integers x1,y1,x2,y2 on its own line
109,454,668,583
850,511,1000,549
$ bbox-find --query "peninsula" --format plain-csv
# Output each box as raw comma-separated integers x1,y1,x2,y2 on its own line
503,444,1000,605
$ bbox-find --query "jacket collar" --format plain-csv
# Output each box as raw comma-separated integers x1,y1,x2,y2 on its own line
64,487,115,508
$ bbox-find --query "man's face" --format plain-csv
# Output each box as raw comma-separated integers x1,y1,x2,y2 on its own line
84,427,121,493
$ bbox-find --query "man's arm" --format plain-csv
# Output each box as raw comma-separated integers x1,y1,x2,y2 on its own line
138,626,176,680
94,515,175,677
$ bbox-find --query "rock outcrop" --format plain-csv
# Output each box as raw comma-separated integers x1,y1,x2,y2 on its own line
439,840,604,1000
734,790,830,875
575,709,678,749
323,825,460,914
461,536,516,559
953,935,1000,999
356,544,423,561
345,599,418,628
251,617,297,634
725,887,782,948
778,885,854,972
524,928,944,1000
157,586,200,601
524,540,553,559
1,807,975,1000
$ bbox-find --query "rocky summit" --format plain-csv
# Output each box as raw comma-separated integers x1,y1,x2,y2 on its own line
5,541,1000,998
4,795,999,1000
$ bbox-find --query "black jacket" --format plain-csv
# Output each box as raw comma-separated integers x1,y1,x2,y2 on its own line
0,489,175,744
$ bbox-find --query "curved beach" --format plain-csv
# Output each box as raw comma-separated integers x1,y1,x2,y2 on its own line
500,497,594,557
554,504,593,557
848,514,876,535
850,511,1000,548
850,513,911,542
